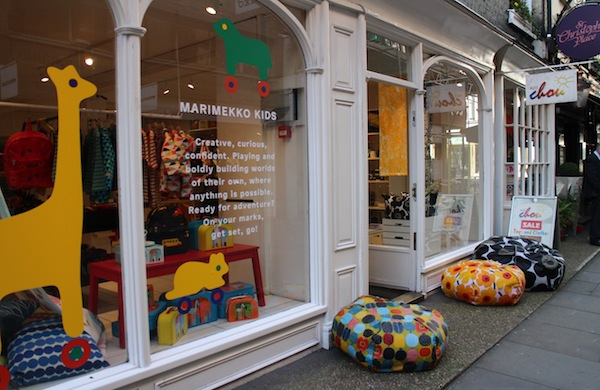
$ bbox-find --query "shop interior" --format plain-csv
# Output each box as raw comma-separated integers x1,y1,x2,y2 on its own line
0,0,309,370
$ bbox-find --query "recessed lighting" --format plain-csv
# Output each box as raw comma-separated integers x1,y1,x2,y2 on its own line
163,88,170,95
205,6,217,15
84,55,94,66
40,75,50,83
187,82,195,89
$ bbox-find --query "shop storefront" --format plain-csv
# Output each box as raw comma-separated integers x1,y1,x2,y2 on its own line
0,1,556,389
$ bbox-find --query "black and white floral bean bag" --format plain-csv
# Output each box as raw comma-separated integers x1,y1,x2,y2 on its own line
473,236,565,291
382,193,411,220
382,192,438,220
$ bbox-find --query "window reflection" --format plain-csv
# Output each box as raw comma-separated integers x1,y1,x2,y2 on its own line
367,31,412,80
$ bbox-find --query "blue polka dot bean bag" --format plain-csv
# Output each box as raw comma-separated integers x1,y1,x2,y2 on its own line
8,317,109,386
332,295,448,372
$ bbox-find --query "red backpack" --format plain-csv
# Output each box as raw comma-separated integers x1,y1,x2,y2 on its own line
3,122,54,190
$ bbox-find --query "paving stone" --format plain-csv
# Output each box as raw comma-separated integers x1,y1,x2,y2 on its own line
476,341,600,389
548,291,600,315
528,304,600,334
561,280,597,294
504,318,600,362
582,258,600,273
445,367,557,390
572,269,600,284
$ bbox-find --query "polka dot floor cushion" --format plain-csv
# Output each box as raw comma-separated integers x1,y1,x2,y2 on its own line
332,295,448,373
473,236,565,291
7,317,109,387
441,260,526,306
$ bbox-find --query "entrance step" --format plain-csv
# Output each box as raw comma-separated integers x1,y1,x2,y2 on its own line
391,291,424,304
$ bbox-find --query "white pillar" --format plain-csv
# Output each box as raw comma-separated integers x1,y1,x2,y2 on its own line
114,16,150,366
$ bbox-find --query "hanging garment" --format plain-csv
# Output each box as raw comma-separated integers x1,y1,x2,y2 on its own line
83,126,105,200
142,127,161,207
159,130,193,198
83,125,116,204
98,127,116,203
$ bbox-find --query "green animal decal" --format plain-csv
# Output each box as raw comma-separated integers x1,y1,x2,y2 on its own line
213,18,272,81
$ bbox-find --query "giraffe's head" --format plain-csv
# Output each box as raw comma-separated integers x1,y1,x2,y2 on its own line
47,65,97,103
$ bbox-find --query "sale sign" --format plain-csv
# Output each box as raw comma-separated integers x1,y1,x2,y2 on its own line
508,196,557,247
521,220,542,230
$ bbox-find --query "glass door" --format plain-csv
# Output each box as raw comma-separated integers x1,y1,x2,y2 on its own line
365,30,418,292
423,61,484,259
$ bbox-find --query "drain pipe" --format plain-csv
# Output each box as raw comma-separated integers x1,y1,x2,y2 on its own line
547,0,552,37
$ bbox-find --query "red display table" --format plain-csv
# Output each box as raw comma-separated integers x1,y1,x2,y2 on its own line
88,244,264,348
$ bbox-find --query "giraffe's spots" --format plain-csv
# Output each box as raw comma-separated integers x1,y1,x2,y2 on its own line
69,79,78,88
61,338,91,369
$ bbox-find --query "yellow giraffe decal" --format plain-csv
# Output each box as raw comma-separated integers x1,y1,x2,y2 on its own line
0,66,96,355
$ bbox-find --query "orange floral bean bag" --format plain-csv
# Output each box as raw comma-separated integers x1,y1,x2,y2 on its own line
441,260,526,305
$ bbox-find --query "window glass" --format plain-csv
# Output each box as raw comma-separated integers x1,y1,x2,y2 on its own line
367,31,411,80
505,84,552,200
423,62,482,257
505,86,516,201
140,0,309,354
0,0,118,385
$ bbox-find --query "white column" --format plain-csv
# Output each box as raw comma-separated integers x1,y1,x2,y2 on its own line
114,21,150,366
305,0,331,349
494,74,506,235
109,0,152,370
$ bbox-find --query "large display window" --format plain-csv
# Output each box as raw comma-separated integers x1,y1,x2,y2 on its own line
0,0,308,387
0,0,119,387
132,0,309,357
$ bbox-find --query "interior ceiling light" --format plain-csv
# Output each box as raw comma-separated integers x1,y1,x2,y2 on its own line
205,0,222,15
187,81,195,90
40,74,50,83
84,55,94,66
163,88,170,95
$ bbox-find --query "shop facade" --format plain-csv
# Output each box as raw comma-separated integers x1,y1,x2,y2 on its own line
0,1,557,389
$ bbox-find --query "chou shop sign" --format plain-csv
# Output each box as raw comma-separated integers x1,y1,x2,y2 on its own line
525,69,577,106
555,3,600,60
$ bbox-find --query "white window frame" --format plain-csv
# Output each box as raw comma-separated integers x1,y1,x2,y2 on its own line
504,87,555,203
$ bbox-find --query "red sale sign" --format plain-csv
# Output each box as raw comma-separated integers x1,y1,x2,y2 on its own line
521,220,542,230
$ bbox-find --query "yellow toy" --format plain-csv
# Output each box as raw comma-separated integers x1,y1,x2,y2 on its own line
164,253,229,313
198,223,234,251
157,306,188,345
